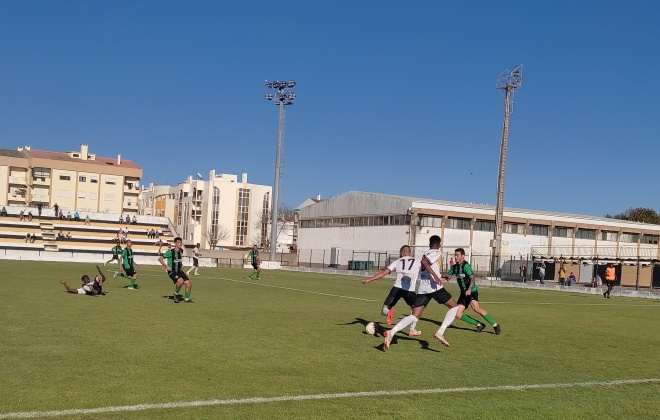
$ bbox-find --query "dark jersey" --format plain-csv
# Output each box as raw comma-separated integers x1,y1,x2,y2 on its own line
121,247,134,269
111,245,122,257
248,250,259,265
162,249,184,272
448,261,477,293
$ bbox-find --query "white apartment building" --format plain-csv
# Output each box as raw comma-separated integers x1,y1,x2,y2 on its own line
0,145,142,214
140,170,272,250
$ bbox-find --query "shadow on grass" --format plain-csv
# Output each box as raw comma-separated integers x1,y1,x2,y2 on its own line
341,318,441,352
162,295,195,303
419,317,495,334
121,284,139,289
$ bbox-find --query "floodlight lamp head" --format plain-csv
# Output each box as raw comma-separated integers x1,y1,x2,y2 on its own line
265,93,273,100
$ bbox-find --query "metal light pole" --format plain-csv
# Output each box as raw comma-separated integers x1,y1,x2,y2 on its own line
265,80,296,261
492,65,523,277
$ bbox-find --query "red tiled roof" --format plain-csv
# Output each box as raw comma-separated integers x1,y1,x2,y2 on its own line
27,149,141,170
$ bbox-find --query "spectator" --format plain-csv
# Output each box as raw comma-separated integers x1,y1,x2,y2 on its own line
519,263,527,282
0,207,7,217
37,203,43,216
59,209,64,219
27,211,33,222
132,215,137,225
30,234,35,243
538,262,546,284
155,230,160,240
66,212,72,221
127,198,132,207
25,233,31,243
559,265,566,285
57,230,65,240
125,214,130,224
53,203,59,217
85,215,91,225
19,210,25,221
592,273,602,288
119,215,124,224
66,231,72,239
123,226,129,242
74,211,80,222
568,272,576,286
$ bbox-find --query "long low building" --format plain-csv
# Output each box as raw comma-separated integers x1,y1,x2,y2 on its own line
297,191,660,287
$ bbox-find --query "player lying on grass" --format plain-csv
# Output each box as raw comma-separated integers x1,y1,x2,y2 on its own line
362,245,422,336
441,248,501,335
60,265,106,296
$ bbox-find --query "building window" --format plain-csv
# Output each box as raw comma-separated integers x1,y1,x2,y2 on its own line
447,217,471,230
620,232,639,243
642,234,659,245
58,190,71,198
530,225,549,236
576,228,596,240
77,191,85,199
79,176,86,182
90,178,98,184
235,188,250,246
59,175,71,181
104,194,115,201
504,223,522,234
553,227,574,238
601,231,617,241
33,167,50,179
419,216,442,228
474,220,495,232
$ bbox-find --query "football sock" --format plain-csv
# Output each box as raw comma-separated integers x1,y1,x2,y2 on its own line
483,313,497,326
390,315,418,336
129,278,136,288
460,314,480,326
175,286,181,295
184,291,191,300
409,322,418,332
248,271,256,278
437,306,460,335
119,272,129,279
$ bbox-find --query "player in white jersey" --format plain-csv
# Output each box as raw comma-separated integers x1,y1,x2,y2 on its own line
384,235,460,350
60,265,106,296
362,245,422,336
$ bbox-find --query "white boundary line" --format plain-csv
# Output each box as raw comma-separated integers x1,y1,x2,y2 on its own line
1,378,658,419
484,301,660,307
135,271,378,302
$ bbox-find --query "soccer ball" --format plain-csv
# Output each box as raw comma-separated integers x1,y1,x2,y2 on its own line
365,322,376,335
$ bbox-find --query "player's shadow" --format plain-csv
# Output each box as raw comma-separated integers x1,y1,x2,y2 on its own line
419,317,495,334
122,285,139,289
340,318,440,352
162,295,194,303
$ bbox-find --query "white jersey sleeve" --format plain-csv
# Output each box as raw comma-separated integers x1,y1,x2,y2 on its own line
417,249,444,294
388,256,421,292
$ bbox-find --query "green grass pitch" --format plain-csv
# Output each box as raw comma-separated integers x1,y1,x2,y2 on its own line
2,260,660,419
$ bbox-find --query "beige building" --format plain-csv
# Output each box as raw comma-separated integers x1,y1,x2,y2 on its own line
139,170,272,250
0,144,142,214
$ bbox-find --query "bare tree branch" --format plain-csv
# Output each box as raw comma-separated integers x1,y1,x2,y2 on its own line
204,224,230,249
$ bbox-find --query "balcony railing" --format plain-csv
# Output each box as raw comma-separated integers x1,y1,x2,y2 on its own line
9,176,27,185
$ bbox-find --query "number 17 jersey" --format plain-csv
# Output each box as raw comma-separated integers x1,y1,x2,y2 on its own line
386,256,421,292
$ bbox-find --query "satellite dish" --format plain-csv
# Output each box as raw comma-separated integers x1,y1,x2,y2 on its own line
196,173,203,180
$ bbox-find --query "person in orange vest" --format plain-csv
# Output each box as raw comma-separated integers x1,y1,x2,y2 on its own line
604,263,616,298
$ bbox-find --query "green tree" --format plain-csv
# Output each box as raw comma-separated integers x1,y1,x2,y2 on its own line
605,207,660,224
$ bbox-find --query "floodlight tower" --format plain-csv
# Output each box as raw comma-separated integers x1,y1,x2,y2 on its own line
265,80,296,261
492,65,523,276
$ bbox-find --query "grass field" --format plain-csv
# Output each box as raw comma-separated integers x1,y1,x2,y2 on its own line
2,260,660,419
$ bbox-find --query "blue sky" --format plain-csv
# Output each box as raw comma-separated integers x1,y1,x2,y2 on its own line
1,1,658,217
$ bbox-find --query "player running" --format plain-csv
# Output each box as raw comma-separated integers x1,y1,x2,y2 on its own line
384,235,459,350
246,245,261,280
60,265,106,296
118,239,140,289
362,245,422,336
158,237,192,303
104,239,122,266
442,248,501,335
186,243,202,276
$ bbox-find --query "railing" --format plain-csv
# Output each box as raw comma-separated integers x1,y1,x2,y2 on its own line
9,176,27,185
531,245,659,260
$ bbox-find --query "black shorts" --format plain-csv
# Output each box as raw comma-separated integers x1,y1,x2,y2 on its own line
169,270,189,283
414,288,453,308
606,280,615,286
110,255,119,261
124,267,136,277
383,287,416,308
92,282,103,295
193,257,199,267
252,263,259,270
458,291,479,307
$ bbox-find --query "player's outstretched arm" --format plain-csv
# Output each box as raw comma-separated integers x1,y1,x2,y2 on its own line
95,266,105,284
60,280,77,294
362,269,392,284
158,255,170,271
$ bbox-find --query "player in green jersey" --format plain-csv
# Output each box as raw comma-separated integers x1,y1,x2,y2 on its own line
119,239,140,289
158,237,192,303
441,248,501,335
104,239,122,266
246,245,261,279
